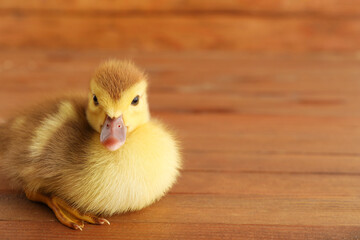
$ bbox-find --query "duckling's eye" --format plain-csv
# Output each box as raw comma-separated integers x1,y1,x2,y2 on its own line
93,94,99,106
131,95,139,106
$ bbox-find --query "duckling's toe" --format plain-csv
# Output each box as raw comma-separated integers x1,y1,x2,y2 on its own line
52,196,110,226
25,191,109,230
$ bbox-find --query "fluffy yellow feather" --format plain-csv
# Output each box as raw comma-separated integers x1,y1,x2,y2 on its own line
0,60,181,230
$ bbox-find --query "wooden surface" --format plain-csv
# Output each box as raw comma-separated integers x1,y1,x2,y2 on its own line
0,50,360,239
1,1,360,52
1,1,359,239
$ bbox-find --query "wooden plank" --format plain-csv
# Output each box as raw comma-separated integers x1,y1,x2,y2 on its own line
2,50,360,96
1,148,360,178
1,89,360,117
1,15,360,51
162,114,360,154
1,50,360,95
171,172,360,196
184,152,360,174
149,93,360,116
2,194,360,226
0,0,360,17
2,51,360,117
1,221,359,240
1,112,360,155
1,110,360,154
3,171,360,196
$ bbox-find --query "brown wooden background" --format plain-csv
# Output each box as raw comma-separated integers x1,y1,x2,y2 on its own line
1,1,360,240
1,0,360,52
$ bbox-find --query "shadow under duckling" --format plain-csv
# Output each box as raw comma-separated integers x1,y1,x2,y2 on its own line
0,60,181,230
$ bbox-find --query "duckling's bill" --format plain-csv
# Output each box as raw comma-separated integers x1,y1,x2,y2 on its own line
100,115,127,151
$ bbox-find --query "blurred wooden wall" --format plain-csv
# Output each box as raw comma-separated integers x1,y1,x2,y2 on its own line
0,0,359,52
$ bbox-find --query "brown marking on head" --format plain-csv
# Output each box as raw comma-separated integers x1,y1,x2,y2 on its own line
92,60,146,100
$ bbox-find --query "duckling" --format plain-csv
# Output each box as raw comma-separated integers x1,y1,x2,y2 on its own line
0,60,181,230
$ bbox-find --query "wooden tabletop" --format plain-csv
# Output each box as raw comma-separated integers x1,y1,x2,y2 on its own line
1,50,360,239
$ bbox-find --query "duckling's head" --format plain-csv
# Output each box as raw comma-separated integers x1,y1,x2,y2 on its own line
86,60,150,151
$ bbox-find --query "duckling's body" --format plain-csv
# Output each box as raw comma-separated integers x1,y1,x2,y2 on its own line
0,60,181,230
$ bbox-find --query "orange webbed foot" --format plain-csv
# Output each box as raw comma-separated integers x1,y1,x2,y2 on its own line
25,191,110,230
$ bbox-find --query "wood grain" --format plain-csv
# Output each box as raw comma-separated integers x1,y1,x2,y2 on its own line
2,222,359,240
2,110,360,155
1,90,360,117
184,151,360,174
3,193,360,226
4,171,360,197
1,51,360,117
0,14,360,52
0,0,359,16
2,50,360,95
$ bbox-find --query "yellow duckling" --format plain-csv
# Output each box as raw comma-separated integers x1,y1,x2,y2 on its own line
0,60,181,230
